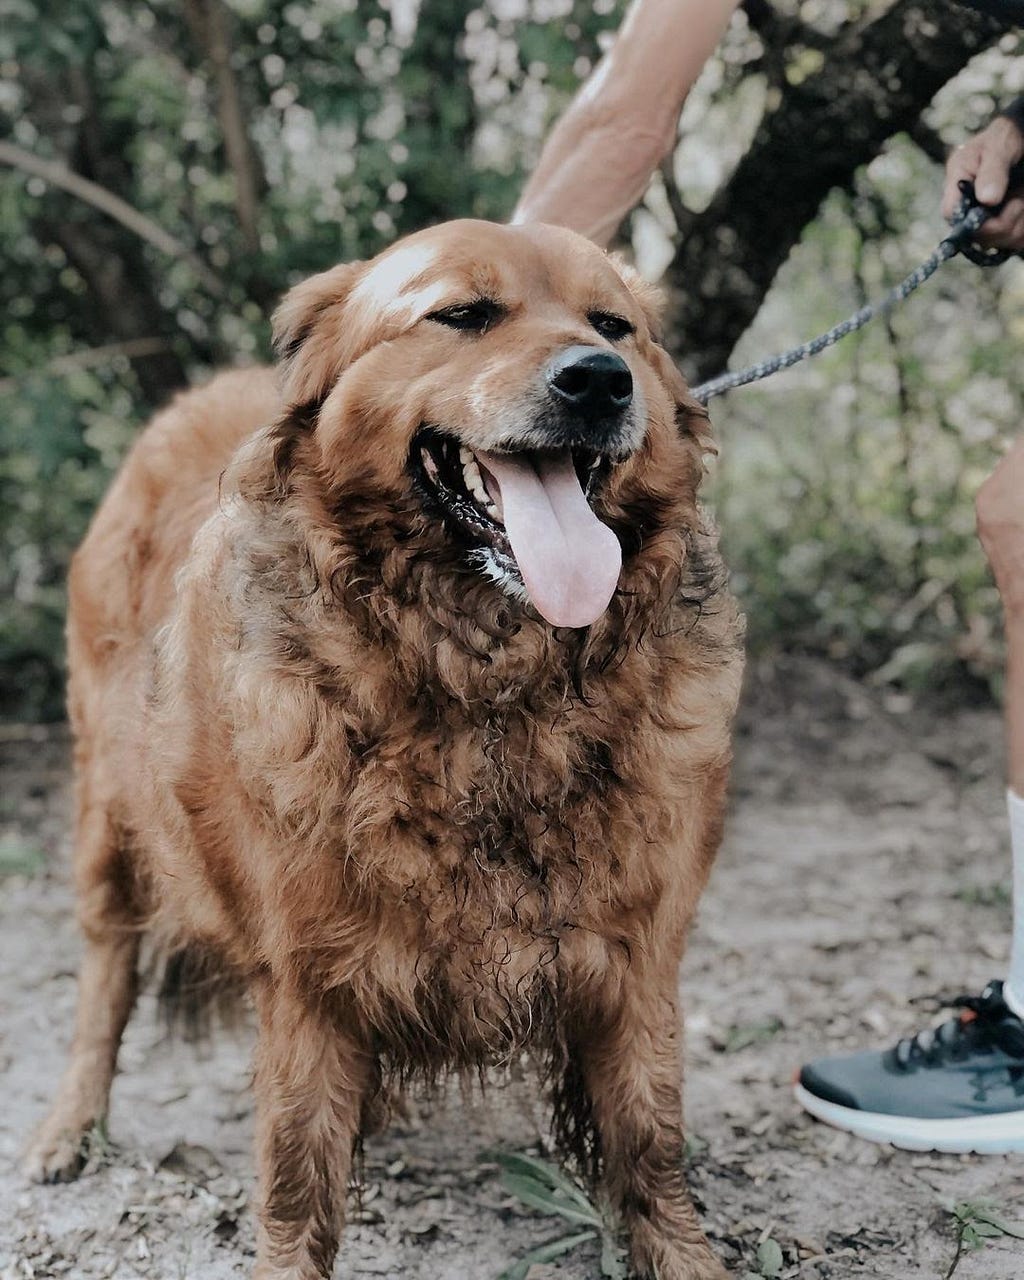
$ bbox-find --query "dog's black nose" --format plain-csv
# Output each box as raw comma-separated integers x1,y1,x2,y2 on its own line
546,346,633,416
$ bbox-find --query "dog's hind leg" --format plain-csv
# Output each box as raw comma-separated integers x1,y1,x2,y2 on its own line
251,983,378,1280
23,778,142,1184
571,969,729,1280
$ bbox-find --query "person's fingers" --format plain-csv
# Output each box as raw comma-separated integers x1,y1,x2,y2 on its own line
974,119,1024,205
998,203,1024,251
975,141,1015,206
942,141,980,219
977,196,1024,249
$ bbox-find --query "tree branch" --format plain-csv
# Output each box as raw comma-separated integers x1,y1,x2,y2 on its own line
43,218,193,403
658,156,694,240
907,116,949,167
0,338,172,394
664,0,1002,381
0,140,225,297
183,0,266,260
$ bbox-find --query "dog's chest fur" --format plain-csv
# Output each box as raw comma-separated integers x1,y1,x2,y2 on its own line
149,513,739,1071
305,693,675,1065
258,666,670,958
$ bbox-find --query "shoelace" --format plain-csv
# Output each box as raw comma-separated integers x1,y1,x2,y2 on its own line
893,982,1011,1069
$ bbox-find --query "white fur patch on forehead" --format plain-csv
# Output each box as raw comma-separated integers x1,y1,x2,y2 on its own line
349,242,456,323
350,241,438,304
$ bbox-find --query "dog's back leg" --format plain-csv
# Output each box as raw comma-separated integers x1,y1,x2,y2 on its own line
23,764,143,1184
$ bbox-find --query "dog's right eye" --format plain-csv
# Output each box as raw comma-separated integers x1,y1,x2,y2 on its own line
426,301,503,333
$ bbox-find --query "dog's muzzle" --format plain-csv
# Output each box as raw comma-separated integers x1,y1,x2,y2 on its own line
546,346,633,415
542,346,634,452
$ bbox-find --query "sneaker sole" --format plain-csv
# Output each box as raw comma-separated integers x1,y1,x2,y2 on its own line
793,1082,1024,1154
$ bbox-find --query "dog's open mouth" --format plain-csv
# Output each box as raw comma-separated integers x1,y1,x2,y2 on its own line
412,428,622,628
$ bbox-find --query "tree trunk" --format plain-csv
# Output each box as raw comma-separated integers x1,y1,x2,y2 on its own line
666,0,1003,381
183,0,267,260
45,218,191,405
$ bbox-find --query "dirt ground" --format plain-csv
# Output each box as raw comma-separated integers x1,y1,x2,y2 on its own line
2,656,1022,1280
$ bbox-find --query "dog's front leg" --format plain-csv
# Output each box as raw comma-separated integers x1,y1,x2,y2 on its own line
576,973,729,1280
252,983,376,1280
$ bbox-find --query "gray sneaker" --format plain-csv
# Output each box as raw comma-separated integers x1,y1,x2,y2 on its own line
795,981,1024,1153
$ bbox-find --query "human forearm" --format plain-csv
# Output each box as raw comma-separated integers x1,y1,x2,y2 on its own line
512,0,742,246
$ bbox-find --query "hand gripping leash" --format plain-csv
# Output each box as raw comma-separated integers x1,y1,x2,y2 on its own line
690,182,1012,406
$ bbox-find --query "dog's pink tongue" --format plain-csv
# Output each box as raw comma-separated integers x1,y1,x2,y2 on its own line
476,449,621,628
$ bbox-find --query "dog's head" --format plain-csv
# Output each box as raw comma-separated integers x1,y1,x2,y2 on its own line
264,219,711,633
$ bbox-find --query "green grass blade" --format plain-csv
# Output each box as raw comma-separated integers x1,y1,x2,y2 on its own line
495,1230,598,1280
495,1151,597,1213
599,1232,628,1279
501,1172,603,1227
974,1212,1024,1242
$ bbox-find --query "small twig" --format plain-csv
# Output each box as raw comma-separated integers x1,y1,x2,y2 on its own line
907,117,949,167
0,140,225,297
0,338,173,394
658,157,693,240
945,1202,1024,1279
945,1233,966,1280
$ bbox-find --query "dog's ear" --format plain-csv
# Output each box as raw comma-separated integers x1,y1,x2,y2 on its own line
610,255,714,454
609,255,666,342
646,342,714,456
272,261,365,406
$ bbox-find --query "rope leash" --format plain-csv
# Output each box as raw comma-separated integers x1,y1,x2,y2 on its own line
690,182,1011,405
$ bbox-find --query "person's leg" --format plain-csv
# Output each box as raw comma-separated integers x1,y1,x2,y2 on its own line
794,440,1024,1153
977,437,1024,1013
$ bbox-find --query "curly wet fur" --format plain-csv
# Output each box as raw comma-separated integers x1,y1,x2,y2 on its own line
27,221,743,1280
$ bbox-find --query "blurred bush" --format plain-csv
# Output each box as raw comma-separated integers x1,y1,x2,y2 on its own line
0,0,1021,719
710,136,1023,700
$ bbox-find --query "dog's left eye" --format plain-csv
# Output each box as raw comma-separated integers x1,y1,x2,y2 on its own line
426,301,503,333
588,311,635,342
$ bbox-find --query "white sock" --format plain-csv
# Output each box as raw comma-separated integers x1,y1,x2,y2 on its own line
1006,789,1024,1018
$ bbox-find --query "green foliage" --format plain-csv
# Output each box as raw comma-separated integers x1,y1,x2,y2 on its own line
956,880,1012,906
709,139,1020,697
716,1017,784,1055
1,2,1021,719
0,0,620,719
0,836,46,878
754,1237,784,1278
944,1199,1024,1278
492,1150,627,1280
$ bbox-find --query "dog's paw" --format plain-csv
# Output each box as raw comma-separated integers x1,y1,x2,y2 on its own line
633,1243,731,1280
636,1262,730,1280
22,1119,102,1184
252,1265,329,1280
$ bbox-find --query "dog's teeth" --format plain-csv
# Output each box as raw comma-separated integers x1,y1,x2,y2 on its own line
422,447,439,481
460,450,491,510
590,455,602,470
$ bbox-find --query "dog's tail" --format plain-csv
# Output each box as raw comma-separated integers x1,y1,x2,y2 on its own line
154,943,247,1040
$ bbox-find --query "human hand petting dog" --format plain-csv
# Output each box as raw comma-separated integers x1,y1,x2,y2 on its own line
943,107,1024,250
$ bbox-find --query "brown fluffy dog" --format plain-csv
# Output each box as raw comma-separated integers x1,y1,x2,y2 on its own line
25,220,742,1280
